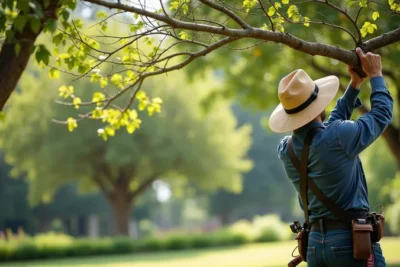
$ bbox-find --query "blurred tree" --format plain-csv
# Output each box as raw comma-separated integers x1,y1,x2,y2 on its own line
209,105,293,225
0,71,252,236
0,0,399,141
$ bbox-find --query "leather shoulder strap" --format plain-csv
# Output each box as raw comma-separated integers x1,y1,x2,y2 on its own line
287,129,352,224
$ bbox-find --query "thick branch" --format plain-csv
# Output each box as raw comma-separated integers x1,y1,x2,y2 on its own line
83,0,400,68
364,28,400,52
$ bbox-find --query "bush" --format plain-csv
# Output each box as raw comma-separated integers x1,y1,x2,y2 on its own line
164,236,191,251
190,235,217,248
112,237,136,253
0,214,290,262
136,238,165,252
253,214,291,243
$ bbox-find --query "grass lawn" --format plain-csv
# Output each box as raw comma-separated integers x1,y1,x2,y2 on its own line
3,237,400,267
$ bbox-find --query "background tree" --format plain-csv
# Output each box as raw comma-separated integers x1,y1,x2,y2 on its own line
0,71,252,236
208,105,293,225
0,0,399,139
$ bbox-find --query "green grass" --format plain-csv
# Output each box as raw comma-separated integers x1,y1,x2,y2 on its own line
2,237,400,267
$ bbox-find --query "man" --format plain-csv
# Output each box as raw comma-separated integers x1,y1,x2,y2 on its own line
269,48,393,267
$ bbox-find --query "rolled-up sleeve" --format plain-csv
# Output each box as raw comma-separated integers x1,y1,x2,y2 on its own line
338,76,393,158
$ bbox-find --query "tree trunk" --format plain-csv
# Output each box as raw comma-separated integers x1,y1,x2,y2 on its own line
109,193,132,236
0,0,59,111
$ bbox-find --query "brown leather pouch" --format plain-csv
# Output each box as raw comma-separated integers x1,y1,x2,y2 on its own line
295,230,309,262
371,214,385,242
352,220,373,260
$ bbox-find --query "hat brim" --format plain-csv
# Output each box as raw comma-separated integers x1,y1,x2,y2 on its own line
269,75,339,133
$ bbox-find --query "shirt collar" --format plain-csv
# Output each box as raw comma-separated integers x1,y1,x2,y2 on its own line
293,121,325,141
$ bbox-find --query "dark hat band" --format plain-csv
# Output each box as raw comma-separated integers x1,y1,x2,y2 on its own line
284,84,319,115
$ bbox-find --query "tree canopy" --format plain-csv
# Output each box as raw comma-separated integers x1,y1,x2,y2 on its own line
0,0,399,139
0,70,252,235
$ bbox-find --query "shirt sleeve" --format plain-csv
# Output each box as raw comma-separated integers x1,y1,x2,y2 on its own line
325,85,362,125
338,76,393,158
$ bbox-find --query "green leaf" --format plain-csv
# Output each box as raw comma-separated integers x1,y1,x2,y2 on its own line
389,0,394,5
74,19,83,29
14,43,21,56
282,0,289,4
48,68,60,80
0,111,5,122
35,45,51,65
14,15,28,32
372,11,379,21
67,117,78,132
30,18,41,33
358,0,368,7
96,11,108,19
53,33,64,46
61,10,70,21
45,19,57,33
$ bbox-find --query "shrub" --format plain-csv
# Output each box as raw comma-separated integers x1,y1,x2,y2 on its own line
229,220,255,242
190,234,217,248
137,238,165,252
164,236,191,251
252,214,291,242
112,237,136,253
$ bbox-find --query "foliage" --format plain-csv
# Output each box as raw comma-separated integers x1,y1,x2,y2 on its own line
1,0,399,137
0,224,281,262
208,106,294,224
229,214,291,243
0,69,252,235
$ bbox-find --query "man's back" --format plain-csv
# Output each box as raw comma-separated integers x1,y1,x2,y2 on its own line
270,48,393,266
277,76,393,222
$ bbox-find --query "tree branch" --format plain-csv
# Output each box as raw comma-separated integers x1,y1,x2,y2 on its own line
129,175,159,200
83,0,400,68
198,0,250,29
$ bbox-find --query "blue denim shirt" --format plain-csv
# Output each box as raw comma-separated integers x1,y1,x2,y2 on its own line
278,76,393,222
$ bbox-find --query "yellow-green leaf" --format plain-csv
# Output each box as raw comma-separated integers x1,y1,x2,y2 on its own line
268,6,275,16
73,97,82,109
372,11,379,21
282,0,289,4
179,31,188,40
105,126,115,137
48,68,60,80
99,77,108,88
111,73,123,85
92,92,106,105
67,117,78,132
303,17,310,27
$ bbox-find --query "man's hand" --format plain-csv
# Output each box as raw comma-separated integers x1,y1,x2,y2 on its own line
348,65,365,89
355,47,383,78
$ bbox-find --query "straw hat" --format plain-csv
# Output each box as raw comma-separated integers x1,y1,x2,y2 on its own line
269,69,339,133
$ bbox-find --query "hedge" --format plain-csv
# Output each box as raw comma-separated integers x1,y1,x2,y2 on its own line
0,215,291,262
